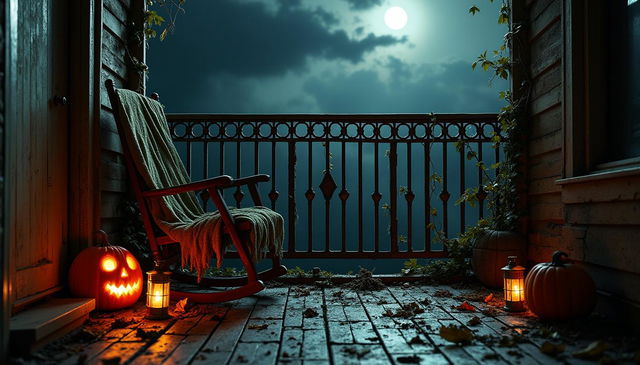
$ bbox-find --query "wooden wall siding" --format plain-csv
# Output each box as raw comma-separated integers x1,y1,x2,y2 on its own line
99,0,136,241
525,0,640,321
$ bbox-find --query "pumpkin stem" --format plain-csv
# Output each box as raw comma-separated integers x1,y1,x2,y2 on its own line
96,230,111,247
551,251,569,266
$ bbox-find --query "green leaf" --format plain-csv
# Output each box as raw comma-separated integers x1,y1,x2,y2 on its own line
468,5,480,15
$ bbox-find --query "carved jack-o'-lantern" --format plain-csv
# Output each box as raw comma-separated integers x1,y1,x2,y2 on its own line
68,232,143,310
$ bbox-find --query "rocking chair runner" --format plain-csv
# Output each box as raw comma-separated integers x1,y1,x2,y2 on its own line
105,80,287,303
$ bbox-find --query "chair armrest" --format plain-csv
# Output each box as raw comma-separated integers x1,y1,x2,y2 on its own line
142,175,233,198
224,174,270,188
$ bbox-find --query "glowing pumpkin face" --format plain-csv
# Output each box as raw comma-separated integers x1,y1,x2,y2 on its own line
68,243,143,310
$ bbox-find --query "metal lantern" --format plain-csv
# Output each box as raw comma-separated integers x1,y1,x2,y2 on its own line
502,256,526,312
146,269,171,319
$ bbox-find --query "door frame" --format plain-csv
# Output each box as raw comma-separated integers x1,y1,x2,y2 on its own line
1,0,101,359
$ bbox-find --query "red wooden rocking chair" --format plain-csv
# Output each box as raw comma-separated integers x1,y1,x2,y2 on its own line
105,80,287,303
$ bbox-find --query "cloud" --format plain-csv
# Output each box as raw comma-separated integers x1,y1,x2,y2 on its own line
344,0,383,10
148,0,405,109
301,58,506,113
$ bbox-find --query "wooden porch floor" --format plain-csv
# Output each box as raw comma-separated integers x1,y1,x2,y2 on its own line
15,283,639,365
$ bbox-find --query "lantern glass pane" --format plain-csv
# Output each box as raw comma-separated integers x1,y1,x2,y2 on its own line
147,278,170,309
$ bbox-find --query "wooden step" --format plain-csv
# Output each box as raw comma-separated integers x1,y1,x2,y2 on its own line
9,298,95,354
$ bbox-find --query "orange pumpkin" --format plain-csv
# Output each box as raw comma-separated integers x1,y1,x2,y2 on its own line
68,235,143,310
471,230,526,288
524,251,596,320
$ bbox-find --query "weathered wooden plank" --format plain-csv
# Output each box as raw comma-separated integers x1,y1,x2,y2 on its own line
229,342,279,365
129,334,184,365
103,6,127,43
566,201,640,226
101,191,125,219
88,341,146,365
252,304,286,319
280,328,303,359
104,0,128,25
530,21,561,78
530,104,561,138
376,328,413,354
464,345,509,364
302,329,329,360
165,315,203,336
529,0,560,40
583,226,640,274
528,178,562,196
240,319,282,343
439,345,480,364
163,335,208,365
561,175,640,204
331,344,389,365
529,128,561,157
532,64,561,101
528,150,562,180
192,307,253,364
328,321,354,344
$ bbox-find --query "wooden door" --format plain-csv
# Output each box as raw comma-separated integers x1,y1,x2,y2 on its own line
9,0,69,306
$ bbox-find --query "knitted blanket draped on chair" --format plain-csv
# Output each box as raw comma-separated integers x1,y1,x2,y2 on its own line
115,89,284,280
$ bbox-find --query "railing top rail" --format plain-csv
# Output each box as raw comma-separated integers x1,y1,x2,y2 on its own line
165,113,499,122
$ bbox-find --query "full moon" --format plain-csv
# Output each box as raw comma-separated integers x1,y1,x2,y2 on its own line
384,7,408,30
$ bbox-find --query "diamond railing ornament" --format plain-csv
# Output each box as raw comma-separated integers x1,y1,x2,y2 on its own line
439,190,450,202
405,191,415,203
268,190,280,204
338,189,350,202
371,191,382,204
305,189,316,201
319,173,337,200
233,188,245,205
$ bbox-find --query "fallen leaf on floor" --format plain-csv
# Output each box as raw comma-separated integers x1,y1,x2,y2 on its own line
420,298,431,306
408,336,425,345
136,328,161,340
499,334,526,347
342,346,371,359
292,287,311,297
383,302,424,318
483,293,494,303
248,324,269,330
365,336,379,341
346,268,386,291
433,289,453,297
506,350,523,358
100,356,122,365
332,291,344,297
572,341,609,359
453,301,475,312
481,307,500,317
303,308,319,318
467,316,481,326
175,298,189,313
110,318,134,329
439,324,474,344
539,341,566,356
397,354,421,363
482,353,499,360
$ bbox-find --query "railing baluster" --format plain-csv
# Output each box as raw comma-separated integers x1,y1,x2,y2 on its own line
186,141,191,176
320,140,337,253
219,141,224,176
288,142,296,254
201,141,208,209
424,141,431,252
339,140,348,253
358,141,363,253
478,141,485,219
441,141,449,239
254,141,259,175
406,142,414,252
306,141,314,252
459,142,465,233
372,142,381,253
389,142,398,253
268,141,278,210
234,141,243,207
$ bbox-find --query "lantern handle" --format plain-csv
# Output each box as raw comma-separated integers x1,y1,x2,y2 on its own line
96,230,111,247
551,251,569,266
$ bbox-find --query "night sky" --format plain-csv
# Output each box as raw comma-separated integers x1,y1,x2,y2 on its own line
147,0,508,273
147,0,506,114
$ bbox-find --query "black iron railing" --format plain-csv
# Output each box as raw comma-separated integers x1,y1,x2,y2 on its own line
167,114,501,259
